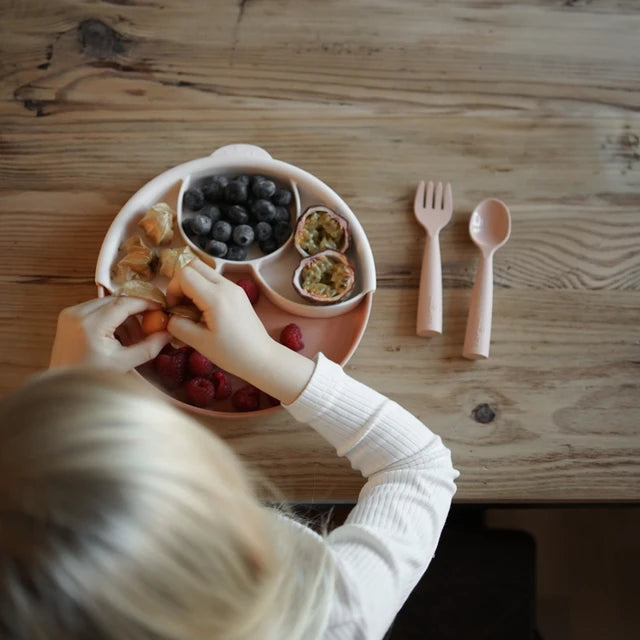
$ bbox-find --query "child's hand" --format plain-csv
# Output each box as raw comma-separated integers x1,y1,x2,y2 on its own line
166,260,273,382
166,259,315,403
49,296,171,371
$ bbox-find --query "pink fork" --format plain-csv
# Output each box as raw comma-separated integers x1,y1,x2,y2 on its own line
413,181,453,336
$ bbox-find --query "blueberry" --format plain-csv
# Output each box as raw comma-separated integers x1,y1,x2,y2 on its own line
206,240,228,258
226,205,249,225
181,219,193,236
274,206,290,224
190,213,212,236
233,224,255,247
251,178,276,199
226,244,248,261
212,220,233,242
251,175,267,188
202,176,228,202
197,234,210,249
235,174,251,186
225,180,249,204
272,188,292,206
254,221,273,242
251,199,276,223
259,238,278,254
274,221,292,245
203,205,222,224
183,187,204,211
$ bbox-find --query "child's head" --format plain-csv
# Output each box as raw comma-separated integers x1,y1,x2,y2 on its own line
0,369,332,640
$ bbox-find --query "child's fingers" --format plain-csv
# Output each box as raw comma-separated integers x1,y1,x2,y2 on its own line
120,331,171,370
96,296,162,332
187,259,223,283
165,271,185,308
167,315,211,354
166,260,222,307
169,266,219,313
65,296,117,317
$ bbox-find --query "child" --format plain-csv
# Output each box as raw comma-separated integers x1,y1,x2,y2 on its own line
0,259,458,640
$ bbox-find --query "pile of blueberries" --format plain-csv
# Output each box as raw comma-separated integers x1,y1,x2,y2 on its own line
181,174,293,261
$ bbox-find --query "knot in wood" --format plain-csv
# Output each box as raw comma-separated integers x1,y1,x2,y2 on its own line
77,19,126,59
472,403,496,424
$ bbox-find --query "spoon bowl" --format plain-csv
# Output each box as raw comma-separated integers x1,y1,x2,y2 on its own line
463,198,512,360
469,198,511,255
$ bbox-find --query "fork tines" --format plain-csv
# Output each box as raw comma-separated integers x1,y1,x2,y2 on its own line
415,180,452,211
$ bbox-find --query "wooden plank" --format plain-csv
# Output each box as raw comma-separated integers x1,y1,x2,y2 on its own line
1,0,639,119
1,114,638,197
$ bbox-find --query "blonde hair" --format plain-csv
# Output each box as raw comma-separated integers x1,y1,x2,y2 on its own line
0,369,334,640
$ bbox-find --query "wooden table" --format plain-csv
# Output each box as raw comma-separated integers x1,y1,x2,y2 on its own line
1,0,638,502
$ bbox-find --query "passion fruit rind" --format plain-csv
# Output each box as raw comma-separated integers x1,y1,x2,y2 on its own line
293,249,356,305
294,206,350,257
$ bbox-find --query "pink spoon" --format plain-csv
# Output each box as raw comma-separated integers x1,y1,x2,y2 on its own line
462,199,511,360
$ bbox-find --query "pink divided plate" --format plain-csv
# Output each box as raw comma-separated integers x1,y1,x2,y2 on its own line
95,144,376,417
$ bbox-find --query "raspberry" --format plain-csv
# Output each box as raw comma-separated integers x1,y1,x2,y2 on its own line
235,278,260,305
280,323,304,351
188,351,214,378
155,351,188,389
232,385,260,412
265,393,280,407
136,359,156,377
161,344,192,357
212,370,232,400
185,377,215,407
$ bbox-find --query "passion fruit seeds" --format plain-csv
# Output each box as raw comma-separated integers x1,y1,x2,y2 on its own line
292,206,355,304
294,206,349,257
293,249,355,304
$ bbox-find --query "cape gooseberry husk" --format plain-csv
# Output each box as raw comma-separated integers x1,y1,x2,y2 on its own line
294,206,350,257
293,249,355,304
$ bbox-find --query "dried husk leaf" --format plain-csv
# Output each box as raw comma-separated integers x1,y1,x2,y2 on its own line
113,235,157,282
118,280,167,306
167,304,202,322
123,235,150,252
159,246,197,278
138,202,175,245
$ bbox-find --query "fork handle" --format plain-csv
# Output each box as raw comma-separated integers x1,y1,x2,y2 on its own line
416,232,442,337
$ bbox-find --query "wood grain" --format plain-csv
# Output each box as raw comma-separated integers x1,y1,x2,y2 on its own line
1,0,639,502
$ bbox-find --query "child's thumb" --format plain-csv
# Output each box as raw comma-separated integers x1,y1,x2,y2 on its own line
168,316,210,353
122,331,171,370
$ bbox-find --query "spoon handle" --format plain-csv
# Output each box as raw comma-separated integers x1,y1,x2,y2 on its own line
463,253,493,359
416,232,442,336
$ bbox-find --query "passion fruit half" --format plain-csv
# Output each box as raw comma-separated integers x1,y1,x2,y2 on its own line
294,206,350,257
293,249,355,304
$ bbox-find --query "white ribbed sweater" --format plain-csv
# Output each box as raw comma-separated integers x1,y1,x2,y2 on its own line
284,354,459,640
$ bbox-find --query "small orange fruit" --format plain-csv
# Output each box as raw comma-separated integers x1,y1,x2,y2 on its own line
141,309,169,335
